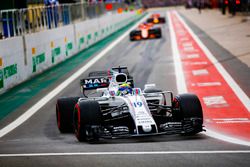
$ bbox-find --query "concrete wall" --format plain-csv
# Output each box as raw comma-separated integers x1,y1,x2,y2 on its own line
0,37,26,91
24,25,76,77
74,12,138,53
0,11,141,94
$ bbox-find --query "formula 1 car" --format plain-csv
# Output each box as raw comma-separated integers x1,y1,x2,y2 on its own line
129,23,162,41
147,14,166,24
56,67,204,142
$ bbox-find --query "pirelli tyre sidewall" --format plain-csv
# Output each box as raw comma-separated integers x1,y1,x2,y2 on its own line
56,97,79,133
173,93,203,134
74,100,102,142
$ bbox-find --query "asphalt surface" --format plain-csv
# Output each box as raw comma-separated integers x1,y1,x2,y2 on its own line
0,10,250,167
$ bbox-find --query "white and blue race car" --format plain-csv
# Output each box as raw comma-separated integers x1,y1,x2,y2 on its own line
56,67,204,142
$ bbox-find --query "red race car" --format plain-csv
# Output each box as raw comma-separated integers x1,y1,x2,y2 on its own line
129,23,162,41
147,14,166,24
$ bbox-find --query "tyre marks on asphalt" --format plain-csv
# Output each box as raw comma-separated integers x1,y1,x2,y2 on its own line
168,11,250,144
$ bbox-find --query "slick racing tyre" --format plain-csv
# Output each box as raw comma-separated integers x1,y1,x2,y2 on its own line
129,34,136,41
56,97,79,133
74,100,102,142
130,37,135,41
173,93,203,135
159,18,166,23
155,28,162,38
146,18,153,23
129,30,139,41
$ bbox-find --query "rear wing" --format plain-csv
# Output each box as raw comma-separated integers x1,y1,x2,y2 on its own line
80,77,109,90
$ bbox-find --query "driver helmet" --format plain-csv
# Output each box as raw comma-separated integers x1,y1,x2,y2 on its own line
117,83,132,96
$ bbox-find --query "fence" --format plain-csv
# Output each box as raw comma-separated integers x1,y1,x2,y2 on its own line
0,2,126,39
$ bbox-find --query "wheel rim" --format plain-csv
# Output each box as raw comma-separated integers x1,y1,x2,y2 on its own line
173,97,180,108
74,104,81,139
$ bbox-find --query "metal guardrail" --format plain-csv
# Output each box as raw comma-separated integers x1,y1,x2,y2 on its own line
0,2,125,39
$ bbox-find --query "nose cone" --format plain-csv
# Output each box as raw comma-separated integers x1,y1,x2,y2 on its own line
153,18,159,23
142,124,152,133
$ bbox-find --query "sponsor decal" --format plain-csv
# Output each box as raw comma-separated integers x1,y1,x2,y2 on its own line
87,34,91,46
94,32,98,42
52,47,61,64
0,69,3,89
78,37,84,50
65,42,73,56
50,41,54,48
4,64,17,79
84,78,107,84
83,78,109,89
0,59,18,89
32,48,36,55
32,53,45,73
0,57,3,67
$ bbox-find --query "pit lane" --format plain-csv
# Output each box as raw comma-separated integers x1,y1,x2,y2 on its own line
0,10,249,167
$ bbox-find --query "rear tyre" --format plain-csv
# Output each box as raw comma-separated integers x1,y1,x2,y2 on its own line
56,97,79,133
173,93,203,135
147,18,153,23
160,17,166,23
130,36,135,41
129,31,136,41
156,28,162,38
74,100,102,142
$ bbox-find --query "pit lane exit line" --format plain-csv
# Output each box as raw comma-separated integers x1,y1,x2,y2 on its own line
0,150,250,157
0,14,149,138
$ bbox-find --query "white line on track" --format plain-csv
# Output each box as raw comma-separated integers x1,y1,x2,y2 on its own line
167,12,187,94
167,11,250,146
0,14,149,138
0,150,250,157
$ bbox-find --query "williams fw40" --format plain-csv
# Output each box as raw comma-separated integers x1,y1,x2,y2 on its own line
56,67,204,142
147,14,166,24
129,23,162,41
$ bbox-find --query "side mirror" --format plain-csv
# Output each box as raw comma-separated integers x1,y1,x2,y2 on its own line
144,84,156,90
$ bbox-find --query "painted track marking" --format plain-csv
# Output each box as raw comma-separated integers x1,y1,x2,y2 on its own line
0,150,250,157
0,14,149,138
168,11,250,146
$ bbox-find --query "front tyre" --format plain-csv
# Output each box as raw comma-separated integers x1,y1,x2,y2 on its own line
74,100,103,142
173,93,203,135
155,28,162,38
56,97,79,133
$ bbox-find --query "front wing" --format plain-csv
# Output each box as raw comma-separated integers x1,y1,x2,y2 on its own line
129,29,162,41
86,119,203,139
